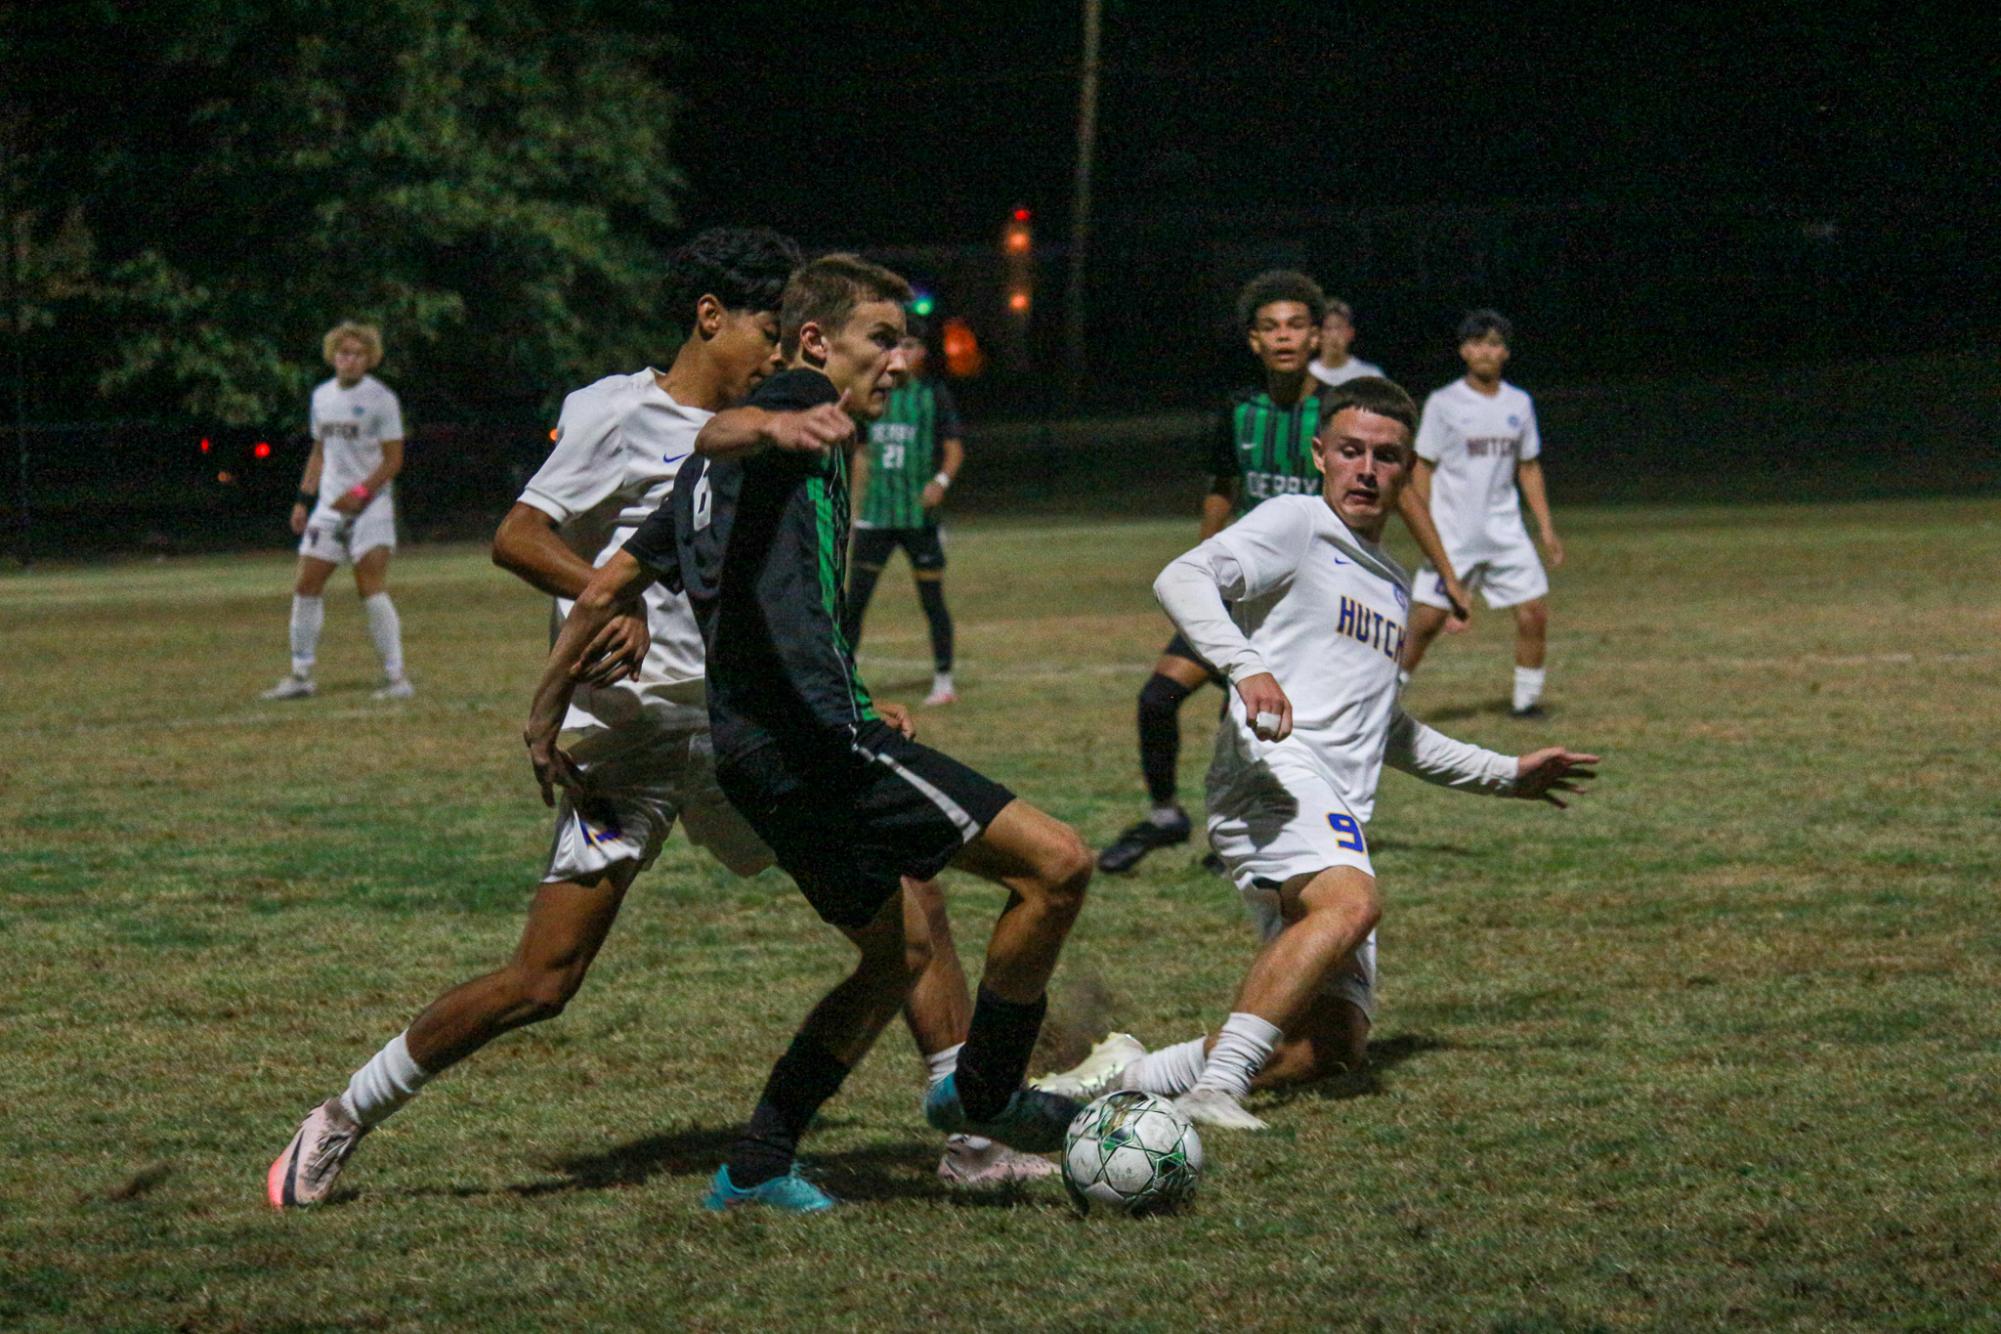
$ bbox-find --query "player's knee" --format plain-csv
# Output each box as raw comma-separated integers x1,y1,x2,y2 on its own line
1138,673,1192,721
1517,601,1549,636
507,964,584,1025
1035,826,1093,920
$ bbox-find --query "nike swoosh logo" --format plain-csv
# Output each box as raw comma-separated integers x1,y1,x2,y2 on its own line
662,452,689,464
1330,555,1350,565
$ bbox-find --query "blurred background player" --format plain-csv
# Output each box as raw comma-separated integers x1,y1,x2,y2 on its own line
261,322,411,700
1097,272,1469,874
1307,298,1383,388
844,317,964,706
1400,310,1566,718
1041,377,1596,1129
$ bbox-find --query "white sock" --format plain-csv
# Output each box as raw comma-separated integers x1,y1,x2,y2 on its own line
341,1031,433,1127
931,671,954,695
1189,1012,1282,1100
363,592,405,680
925,1042,962,1092
289,595,324,678
1396,668,1411,688
1513,666,1546,711
1148,804,1186,829
1119,1036,1208,1096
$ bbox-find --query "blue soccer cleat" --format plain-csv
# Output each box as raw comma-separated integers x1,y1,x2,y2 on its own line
924,1073,1080,1154
701,1164,839,1213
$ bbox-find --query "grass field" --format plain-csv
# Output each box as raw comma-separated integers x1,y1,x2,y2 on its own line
4,498,1999,1330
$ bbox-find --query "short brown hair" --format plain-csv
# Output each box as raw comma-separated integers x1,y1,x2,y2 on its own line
1315,375,1418,438
322,321,383,369
1236,270,1326,331
780,253,913,357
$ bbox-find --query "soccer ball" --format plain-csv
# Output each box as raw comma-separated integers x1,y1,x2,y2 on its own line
1061,1090,1203,1215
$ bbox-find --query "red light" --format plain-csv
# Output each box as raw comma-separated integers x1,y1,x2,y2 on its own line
1008,291,1031,313
1012,207,1031,222
549,428,560,441
199,437,211,454
252,441,272,459
1005,229,1031,254
216,470,235,484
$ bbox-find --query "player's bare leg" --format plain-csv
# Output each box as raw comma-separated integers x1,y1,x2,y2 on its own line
710,885,933,1210
1099,650,1212,872
1178,865,1379,1130
352,545,412,698
263,555,340,699
1250,993,1369,1088
922,800,1091,1149
1509,596,1549,716
1401,602,1452,675
902,876,1057,1186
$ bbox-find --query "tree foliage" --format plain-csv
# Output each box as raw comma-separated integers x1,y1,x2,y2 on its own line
8,0,684,424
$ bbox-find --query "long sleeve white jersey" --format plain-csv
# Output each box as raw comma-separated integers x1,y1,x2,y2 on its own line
517,370,712,731
1153,494,1517,821
1414,378,1541,559
308,374,404,517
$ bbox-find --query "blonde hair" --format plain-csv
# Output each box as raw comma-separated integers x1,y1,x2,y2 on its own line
322,321,384,369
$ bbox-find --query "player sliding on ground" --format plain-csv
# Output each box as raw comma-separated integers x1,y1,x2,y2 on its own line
1096,272,1470,875
531,255,1090,1212
267,231,1048,1212
1038,377,1598,1130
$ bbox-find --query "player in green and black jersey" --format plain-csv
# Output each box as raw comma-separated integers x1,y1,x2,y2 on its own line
612,255,1091,1212
845,318,964,706
1097,271,1471,874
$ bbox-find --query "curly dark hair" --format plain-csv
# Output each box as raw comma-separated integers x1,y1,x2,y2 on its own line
666,226,802,318
1235,269,1327,331
1456,308,1514,345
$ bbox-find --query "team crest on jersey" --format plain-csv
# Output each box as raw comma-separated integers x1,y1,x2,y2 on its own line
1393,584,1409,611
353,404,366,416
1507,414,1520,427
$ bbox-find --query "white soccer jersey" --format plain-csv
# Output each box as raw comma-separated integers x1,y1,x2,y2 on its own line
1309,356,1384,388
518,369,712,731
1153,494,1516,822
309,374,404,511
1414,378,1540,557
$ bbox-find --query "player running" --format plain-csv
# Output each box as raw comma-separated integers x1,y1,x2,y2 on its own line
1097,271,1470,874
1307,297,1383,388
266,232,1046,1212
1038,377,1597,1130
551,254,1091,1211
1400,310,1567,718
843,318,964,706
261,322,412,701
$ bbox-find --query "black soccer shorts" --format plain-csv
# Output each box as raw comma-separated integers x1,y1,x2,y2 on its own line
716,720,1014,929
852,525,946,574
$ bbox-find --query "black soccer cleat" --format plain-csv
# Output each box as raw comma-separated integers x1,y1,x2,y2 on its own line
1097,814,1192,874
1508,703,1550,720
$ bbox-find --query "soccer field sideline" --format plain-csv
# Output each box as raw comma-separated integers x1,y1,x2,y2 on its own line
3,498,1999,1329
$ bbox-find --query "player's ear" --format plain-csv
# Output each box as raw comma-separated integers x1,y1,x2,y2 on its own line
798,319,830,365
1311,433,1328,474
694,294,725,339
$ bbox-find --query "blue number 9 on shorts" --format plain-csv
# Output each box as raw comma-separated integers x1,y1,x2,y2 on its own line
1326,812,1366,852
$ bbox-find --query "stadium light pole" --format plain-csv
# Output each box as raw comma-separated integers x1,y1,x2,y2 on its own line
0,117,30,568
1060,0,1101,410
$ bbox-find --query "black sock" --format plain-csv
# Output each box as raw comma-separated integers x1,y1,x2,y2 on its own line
954,985,1048,1120
916,579,954,673
725,1032,851,1188
843,565,883,650
1137,674,1194,807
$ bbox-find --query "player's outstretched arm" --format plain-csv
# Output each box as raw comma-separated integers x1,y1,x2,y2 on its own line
523,550,654,805
694,393,856,460
1509,746,1598,808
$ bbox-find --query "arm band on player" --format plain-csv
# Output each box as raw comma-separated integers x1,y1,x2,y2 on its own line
347,483,373,502
932,472,952,490
295,490,317,509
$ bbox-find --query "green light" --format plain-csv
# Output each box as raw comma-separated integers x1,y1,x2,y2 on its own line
910,296,936,317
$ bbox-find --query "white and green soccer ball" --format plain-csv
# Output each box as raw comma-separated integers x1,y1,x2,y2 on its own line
1061,1090,1203,1215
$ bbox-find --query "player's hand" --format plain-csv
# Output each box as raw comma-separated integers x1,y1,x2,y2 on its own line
1542,532,1566,569
524,729,586,808
1235,672,1293,742
1441,577,1472,633
877,701,917,739
289,503,309,536
331,490,365,515
570,608,650,687
1512,747,1599,808
766,393,857,457
921,481,947,509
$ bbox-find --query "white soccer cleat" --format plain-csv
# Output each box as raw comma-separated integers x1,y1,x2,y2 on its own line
260,674,316,701
267,1096,368,1208
922,685,958,707
1174,1087,1269,1132
1030,1032,1147,1101
935,1134,1058,1189
371,677,415,700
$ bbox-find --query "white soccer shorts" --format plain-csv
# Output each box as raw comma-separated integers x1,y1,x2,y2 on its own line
1205,748,1378,1018
299,499,398,565
1413,538,1548,612
543,723,773,884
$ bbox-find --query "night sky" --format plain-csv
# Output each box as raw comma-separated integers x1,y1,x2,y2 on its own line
669,2,1993,246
